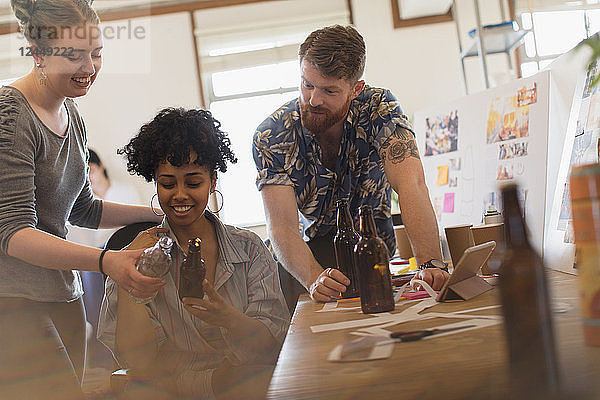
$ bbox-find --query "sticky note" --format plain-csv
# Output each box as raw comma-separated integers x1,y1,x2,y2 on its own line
437,165,449,185
443,193,455,213
408,257,418,271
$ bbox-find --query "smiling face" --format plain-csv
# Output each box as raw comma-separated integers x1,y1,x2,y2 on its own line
34,24,103,98
155,152,216,231
299,60,364,134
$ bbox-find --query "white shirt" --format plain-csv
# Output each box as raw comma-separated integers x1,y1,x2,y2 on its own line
97,211,290,397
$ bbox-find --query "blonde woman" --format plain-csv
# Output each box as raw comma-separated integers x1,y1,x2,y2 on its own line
0,1,163,398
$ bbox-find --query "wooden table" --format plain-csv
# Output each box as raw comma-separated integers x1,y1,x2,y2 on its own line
267,270,600,399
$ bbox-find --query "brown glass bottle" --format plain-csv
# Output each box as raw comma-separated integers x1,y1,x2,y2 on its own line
178,237,206,301
334,200,360,298
354,205,395,313
499,184,560,398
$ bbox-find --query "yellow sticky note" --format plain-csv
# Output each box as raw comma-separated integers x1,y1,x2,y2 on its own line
408,257,418,271
437,165,449,185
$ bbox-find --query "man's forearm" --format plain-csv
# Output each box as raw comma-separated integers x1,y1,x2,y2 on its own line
269,227,323,290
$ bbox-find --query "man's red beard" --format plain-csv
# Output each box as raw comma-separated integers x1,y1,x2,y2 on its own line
299,96,351,134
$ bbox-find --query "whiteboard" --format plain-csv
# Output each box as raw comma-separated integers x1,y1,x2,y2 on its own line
545,47,597,274
414,71,550,254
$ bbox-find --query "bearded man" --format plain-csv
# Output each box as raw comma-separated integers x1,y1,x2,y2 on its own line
252,25,448,307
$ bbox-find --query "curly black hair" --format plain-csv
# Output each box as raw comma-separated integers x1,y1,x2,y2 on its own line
119,108,237,182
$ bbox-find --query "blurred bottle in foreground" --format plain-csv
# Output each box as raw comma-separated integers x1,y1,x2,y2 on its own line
131,236,173,304
570,164,600,346
334,200,360,299
179,237,206,301
354,205,394,314
498,184,560,399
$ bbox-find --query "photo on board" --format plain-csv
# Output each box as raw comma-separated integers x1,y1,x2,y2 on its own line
424,110,458,156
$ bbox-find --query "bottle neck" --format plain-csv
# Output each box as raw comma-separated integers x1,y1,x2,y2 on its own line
337,203,355,231
359,207,377,237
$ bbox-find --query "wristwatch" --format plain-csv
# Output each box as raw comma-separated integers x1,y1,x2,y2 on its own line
419,259,449,272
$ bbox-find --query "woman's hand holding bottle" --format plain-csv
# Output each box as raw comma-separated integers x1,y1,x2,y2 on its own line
102,248,166,300
182,280,245,329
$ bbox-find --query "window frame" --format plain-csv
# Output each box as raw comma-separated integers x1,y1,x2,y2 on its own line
517,7,599,76
390,0,454,29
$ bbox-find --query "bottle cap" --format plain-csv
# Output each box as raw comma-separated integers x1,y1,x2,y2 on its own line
188,237,202,252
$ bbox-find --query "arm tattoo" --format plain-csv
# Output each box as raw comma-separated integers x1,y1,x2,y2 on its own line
380,127,420,164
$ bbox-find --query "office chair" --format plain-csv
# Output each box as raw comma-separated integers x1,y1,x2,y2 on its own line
105,221,159,251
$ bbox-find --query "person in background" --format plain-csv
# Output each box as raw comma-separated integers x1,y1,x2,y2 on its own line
98,108,290,399
0,1,164,398
253,25,449,306
67,148,142,248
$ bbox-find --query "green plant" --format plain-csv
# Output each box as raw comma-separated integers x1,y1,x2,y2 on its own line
577,33,600,89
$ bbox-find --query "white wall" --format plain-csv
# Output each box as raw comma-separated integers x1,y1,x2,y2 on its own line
0,0,519,236
76,12,201,204
352,0,512,118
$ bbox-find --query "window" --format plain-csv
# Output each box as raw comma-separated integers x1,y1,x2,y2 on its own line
195,2,348,227
208,69,299,226
519,7,600,77
202,45,301,227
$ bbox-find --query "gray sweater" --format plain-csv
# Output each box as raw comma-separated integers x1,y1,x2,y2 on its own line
0,86,103,302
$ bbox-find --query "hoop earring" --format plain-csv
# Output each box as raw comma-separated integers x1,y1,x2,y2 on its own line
209,189,224,214
150,193,165,217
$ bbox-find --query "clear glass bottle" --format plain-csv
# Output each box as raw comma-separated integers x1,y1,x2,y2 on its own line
130,236,173,304
334,200,360,299
354,205,395,313
499,184,560,398
178,238,206,301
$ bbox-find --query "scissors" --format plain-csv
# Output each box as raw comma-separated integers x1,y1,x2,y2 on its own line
389,324,476,342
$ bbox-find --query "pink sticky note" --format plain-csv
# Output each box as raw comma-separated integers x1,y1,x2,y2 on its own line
443,193,455,213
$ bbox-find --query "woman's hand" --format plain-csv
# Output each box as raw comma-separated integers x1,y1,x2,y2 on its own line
182,280,244,329
103,228,170,299
127,227,169,250
102,249,166,300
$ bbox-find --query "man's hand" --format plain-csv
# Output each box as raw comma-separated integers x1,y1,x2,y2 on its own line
411,268,450,291
309,268,350,302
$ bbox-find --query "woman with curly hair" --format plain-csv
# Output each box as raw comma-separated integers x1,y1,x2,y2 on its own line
98,108,290,399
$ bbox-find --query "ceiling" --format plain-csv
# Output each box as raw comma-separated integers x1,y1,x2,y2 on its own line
0,1,241,23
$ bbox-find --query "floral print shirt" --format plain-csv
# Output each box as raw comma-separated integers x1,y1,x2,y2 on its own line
252,85,414,255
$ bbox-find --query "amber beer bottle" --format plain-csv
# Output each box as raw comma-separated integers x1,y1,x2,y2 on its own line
178,237,206,301
498,184,559,398
334,200,360,298
354,205,395,313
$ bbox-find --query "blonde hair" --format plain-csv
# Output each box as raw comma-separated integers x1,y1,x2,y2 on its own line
11,0,99,48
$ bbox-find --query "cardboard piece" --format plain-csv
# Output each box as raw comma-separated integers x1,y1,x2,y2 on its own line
437,241,496,302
